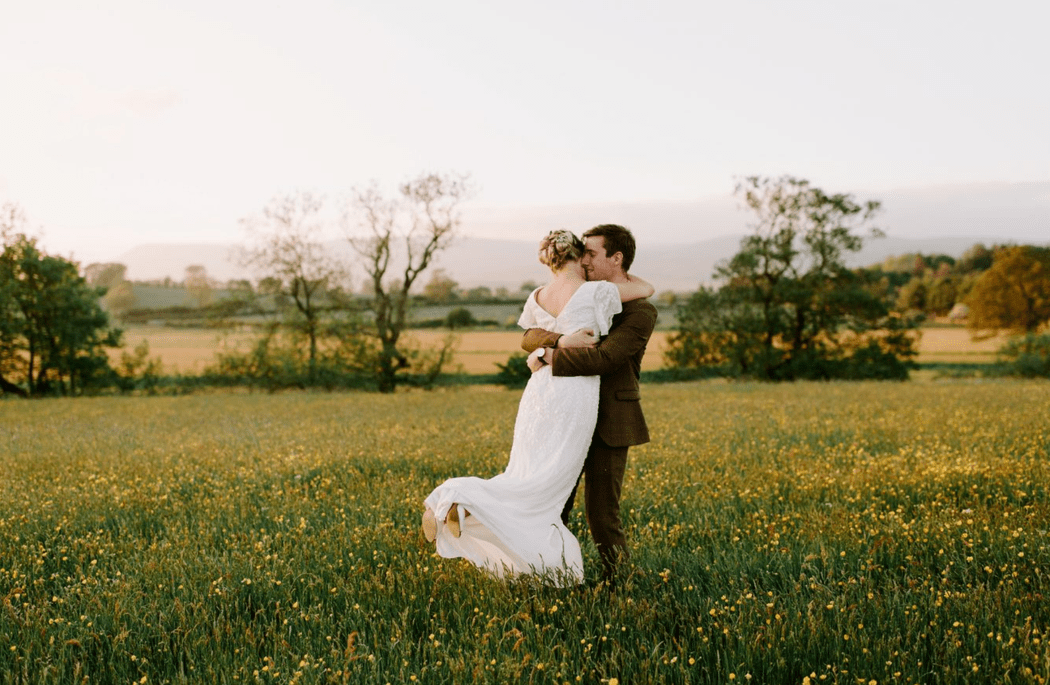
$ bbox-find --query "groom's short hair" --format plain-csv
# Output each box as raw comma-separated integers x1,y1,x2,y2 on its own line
583,224,636,272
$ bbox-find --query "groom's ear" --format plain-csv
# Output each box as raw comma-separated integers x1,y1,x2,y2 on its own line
611,251,624,269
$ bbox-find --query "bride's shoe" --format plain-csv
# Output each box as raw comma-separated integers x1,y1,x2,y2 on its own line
422,507,437,542
446,504,463,538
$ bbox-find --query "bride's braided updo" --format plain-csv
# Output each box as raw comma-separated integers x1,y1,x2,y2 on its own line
538,230,584,271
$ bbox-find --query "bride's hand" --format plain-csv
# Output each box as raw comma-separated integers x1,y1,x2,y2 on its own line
627,274,655,299
559,329,597,349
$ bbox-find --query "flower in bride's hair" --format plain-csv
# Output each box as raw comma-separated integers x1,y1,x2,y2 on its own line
548,230,573,249
538,229,583,270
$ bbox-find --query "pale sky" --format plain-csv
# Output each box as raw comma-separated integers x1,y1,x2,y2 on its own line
2,0,1048,264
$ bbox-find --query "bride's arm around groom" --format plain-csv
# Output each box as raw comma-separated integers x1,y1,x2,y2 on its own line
521,223,657,443
521,291,657,444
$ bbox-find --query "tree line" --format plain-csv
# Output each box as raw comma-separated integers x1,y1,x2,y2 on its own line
88,266,541,326
1,204,120,396
1,173,474,396
663,176,1050,380
887,243,1050,336
4,173,1048,397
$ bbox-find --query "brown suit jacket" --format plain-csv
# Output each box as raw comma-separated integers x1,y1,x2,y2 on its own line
522,298,658,447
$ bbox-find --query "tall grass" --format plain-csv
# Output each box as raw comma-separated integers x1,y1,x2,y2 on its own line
1,381,1048,683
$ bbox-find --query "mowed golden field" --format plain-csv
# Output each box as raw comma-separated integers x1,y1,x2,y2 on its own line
1,381,1048,683
113,324,1012,375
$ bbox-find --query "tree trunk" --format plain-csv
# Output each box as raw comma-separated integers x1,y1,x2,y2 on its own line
377,346,396,393
308,320,318,382
0,375,27,397
376,342,409,393
26,345,35,397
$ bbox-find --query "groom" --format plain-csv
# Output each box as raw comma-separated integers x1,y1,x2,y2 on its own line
522,224,658,584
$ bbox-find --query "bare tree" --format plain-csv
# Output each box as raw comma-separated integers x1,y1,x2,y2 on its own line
344,172,473,393
240,191,347,380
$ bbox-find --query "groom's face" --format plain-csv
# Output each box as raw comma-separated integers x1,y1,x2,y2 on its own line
581,236,620,282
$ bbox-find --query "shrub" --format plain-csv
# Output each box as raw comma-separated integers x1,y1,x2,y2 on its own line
838,340,914,380
396,333,461,390
115,340,165,394
996,333,1050,378
445,307,477,329
205,325,376,392
495,352,531,388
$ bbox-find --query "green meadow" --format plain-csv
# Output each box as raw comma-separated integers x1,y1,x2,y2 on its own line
1,380,1048,684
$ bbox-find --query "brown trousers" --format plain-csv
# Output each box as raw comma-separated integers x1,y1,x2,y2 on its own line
560,433,629,580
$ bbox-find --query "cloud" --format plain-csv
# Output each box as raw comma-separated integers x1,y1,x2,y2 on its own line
117,88,181,116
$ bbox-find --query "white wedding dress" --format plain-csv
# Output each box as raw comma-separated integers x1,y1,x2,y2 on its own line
424,280,622,585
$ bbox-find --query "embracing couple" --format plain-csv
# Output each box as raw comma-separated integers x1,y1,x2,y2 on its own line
422,224,657,587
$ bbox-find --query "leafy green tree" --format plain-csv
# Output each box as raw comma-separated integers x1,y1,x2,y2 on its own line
664,285,760,372
0,205,25,395
184,265,213,308
226,279,254,294
880,253,919,274
996,333,1050,378
256,276,282,295
422,269,458,302
464,285,493,302
931,261,953,279
103,281,137,319
445,307,476,329
656,290,678,308
216,279,256,318
665,176,918,380
896,278,927,312
925,276,959,316
84,262,136,318
1,207,121,396
957,243,994,273
892,270,958,318
84,262,128,290
966,245,1050,337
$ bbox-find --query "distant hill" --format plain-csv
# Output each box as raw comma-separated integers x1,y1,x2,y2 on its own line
113,180,1050,291
118,243,253,284
460,181,1050,245
116,233,1031,293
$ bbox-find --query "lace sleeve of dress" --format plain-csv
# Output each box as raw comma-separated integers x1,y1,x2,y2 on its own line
592,282,623,336
517,289,541,330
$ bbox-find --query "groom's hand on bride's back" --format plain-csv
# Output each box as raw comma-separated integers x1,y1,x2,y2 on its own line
558,329,597,349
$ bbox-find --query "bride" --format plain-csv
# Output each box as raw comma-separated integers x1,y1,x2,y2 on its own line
421,229,653,585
